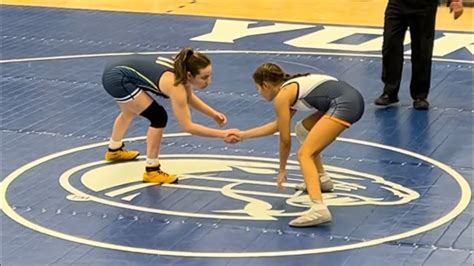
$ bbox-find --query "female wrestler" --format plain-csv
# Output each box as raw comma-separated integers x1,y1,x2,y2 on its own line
237,63,364,227
102,48,238,184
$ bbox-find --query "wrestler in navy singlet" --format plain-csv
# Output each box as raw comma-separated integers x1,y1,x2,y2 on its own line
102,55,174,102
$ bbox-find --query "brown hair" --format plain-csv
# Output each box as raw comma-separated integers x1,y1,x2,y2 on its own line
252,63,309,86
173,47,211,86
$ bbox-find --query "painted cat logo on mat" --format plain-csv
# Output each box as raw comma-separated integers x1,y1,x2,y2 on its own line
62,154,419,220
3,134,468,256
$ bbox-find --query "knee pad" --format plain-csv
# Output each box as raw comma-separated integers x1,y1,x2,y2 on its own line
140,101,168,128
295,120,309,143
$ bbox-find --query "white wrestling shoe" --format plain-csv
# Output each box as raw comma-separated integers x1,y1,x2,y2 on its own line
294,173,334,193
289,203,332,227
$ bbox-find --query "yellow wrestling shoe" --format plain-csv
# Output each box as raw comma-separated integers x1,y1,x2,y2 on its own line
143,165,178,184
105,144,140,161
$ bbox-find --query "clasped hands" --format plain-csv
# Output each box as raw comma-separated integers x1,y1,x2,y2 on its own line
212,112,242,144
223,129,241,144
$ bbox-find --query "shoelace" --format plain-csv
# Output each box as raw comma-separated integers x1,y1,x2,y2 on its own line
157,169,172,177
295,209,323,223
303,210,323,220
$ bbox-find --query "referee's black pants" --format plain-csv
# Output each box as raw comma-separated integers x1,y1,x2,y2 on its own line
381,1,437,100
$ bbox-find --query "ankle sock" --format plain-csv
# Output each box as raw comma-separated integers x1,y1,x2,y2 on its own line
108,139,123,151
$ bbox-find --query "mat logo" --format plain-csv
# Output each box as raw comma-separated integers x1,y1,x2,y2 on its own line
191,19,473,58
63,155,419,220
3,135,467,256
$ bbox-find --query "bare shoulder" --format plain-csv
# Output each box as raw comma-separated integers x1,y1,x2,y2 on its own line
161,71,175,81
275,83,297,106
159,72,180,97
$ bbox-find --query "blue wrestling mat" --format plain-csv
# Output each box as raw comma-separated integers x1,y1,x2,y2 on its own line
1,6,472,266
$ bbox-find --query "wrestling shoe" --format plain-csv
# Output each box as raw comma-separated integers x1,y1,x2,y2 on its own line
143,165,178,184
294,173,334,193
105,144,140,161
289,203,332,227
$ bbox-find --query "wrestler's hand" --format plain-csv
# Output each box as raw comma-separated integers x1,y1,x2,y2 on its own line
277,170,287,191
213,112,227,127
449,0,464,20
224,129,241,144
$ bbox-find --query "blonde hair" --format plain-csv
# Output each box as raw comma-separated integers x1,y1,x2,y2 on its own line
252,63,309,86
173,47,211,86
